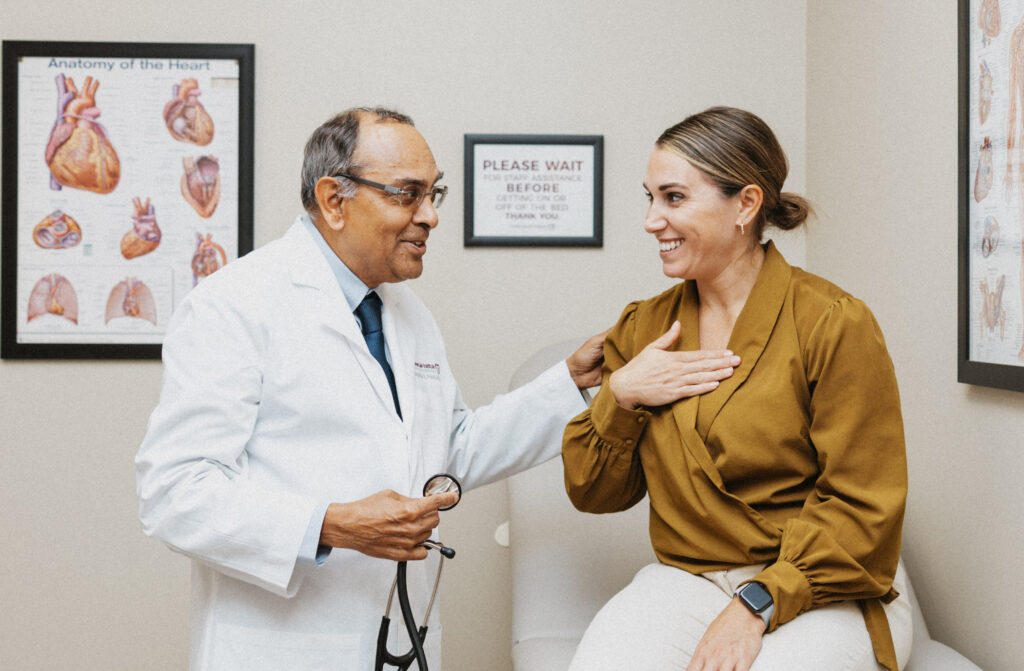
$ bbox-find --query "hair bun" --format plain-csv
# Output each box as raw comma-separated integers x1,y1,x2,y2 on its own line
772,192,813,231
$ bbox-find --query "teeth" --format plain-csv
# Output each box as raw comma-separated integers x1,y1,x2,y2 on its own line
659,240,682,252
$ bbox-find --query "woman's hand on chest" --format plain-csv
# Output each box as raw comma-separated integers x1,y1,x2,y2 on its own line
610,321,741,410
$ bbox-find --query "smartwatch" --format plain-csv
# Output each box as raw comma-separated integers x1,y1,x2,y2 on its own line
734,581,774,629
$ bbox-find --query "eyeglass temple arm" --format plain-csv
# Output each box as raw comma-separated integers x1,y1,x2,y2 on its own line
337,173,408,196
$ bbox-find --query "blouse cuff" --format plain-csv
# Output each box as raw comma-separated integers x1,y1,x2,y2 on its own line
588,384,652,450
750,560,815,631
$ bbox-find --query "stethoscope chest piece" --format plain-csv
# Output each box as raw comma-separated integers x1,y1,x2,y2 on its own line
423,473,461,510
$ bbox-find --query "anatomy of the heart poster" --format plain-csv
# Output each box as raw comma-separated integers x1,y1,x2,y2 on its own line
970,0,1024,366
14,54,240,346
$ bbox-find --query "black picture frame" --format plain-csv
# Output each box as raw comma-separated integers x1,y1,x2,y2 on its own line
463,134,603,247
1,40,254,360
958,1,1024,392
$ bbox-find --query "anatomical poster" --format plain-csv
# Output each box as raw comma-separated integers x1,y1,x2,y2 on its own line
1,41,253,359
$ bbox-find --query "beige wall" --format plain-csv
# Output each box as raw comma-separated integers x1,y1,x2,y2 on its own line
40,2,1024,671
0,3,806,669
8,2,1021,670
807,2,1023,669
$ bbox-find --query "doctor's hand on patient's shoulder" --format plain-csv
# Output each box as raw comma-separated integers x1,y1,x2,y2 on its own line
319,489,459,561
610,321,741,410
566,329,610,389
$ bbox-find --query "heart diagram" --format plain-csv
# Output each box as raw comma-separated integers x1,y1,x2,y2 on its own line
106,277,157,325
27,274,79,324
164,78,214,146
191,233,227,285
33,210,82,249
182,155,220,217
45,74,120,194
121,197,162,260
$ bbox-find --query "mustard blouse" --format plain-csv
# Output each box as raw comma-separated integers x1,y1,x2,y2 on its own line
562,242,906,670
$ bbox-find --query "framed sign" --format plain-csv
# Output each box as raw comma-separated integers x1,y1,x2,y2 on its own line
959,0,1024,391
463,134,603,247
1,40,254,360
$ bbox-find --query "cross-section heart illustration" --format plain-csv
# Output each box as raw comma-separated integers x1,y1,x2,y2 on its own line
33,210,82,249
191,233,227,285
181,155,220,217
45,74,120,194
27,273,78,324
105,277,157,325
120,197,161,260
163,78,214,146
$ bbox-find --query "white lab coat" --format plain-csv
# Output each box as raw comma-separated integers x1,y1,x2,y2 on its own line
136,217,586,670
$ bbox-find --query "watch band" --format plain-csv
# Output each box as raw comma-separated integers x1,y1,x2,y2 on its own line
754,600,774,628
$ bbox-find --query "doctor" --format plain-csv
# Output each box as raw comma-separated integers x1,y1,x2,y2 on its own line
136,106,604,670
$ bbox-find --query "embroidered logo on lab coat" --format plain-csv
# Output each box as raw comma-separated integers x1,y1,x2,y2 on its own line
414,361,441,380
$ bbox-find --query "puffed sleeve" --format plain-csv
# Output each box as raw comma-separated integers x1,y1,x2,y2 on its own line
563,302,651,513
750,296,907,630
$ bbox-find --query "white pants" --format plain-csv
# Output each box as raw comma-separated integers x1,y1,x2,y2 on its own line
568,562,913,671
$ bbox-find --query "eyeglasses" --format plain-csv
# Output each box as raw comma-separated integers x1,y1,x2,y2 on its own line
336,173,448,209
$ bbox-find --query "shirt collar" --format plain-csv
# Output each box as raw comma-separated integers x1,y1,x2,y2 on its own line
301,213,372,312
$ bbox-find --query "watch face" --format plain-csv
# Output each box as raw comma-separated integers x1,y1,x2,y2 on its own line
740,582,772,611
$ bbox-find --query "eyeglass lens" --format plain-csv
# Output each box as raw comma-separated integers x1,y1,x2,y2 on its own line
429,186,447,209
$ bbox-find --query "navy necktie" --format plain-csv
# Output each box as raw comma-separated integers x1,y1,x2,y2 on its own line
354,292,402,418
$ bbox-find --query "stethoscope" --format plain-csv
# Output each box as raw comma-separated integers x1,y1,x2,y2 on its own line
374,473,461,671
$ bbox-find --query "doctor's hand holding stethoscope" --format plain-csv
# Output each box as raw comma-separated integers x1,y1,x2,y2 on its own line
317,482,459,562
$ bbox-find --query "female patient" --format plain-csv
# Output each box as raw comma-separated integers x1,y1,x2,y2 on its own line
563,107,911,671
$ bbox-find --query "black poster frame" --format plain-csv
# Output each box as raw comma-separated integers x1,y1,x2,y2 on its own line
1,40,254,360
958,2,1024,391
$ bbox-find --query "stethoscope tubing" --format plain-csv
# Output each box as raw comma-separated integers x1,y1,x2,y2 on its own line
396,561,428,670
375,549,449,671
375,561,426,671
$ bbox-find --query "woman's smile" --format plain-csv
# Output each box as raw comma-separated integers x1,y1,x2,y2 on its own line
659,238,683,253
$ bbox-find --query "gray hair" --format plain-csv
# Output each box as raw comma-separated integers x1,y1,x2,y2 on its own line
299,107,416,215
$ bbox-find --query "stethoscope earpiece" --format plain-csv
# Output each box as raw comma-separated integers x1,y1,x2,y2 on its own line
420,539,455,559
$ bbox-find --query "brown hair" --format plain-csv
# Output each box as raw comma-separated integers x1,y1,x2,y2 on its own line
656,106,811,240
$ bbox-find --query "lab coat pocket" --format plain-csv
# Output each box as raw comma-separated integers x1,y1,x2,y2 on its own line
412,363,444,417
209,623,361,671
